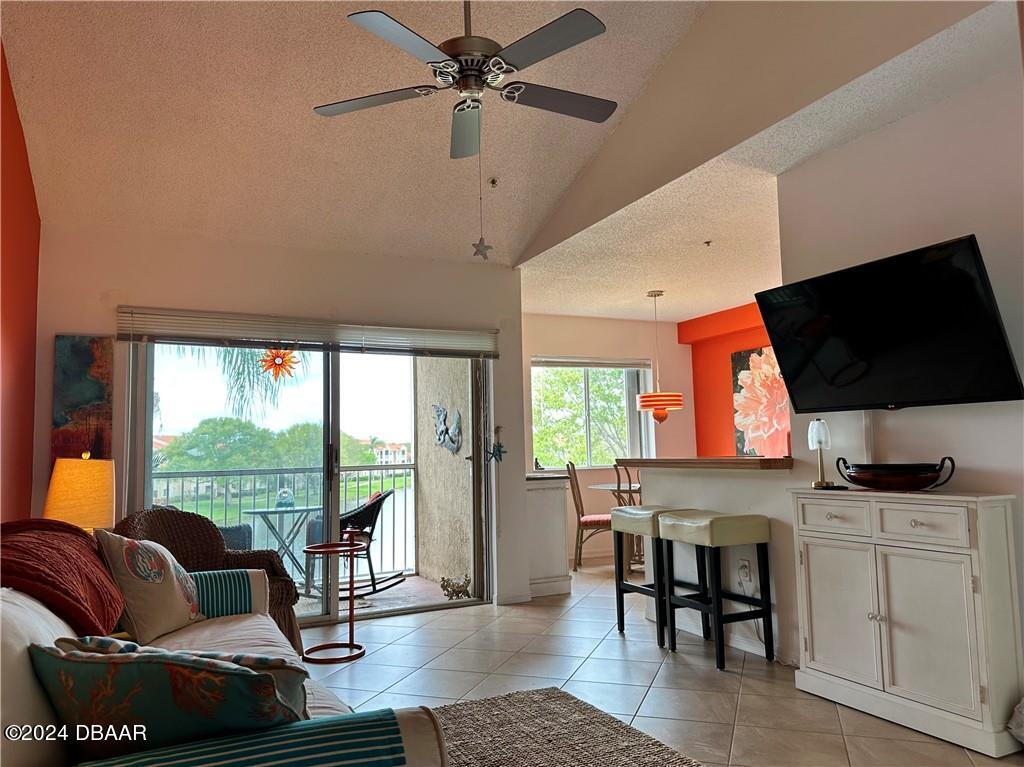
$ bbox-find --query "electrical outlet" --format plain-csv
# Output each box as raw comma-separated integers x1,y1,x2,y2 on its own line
738,559,752,583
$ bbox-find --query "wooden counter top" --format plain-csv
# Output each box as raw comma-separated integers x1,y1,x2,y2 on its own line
616,457,794,471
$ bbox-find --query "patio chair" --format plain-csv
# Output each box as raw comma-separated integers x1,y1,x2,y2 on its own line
304,490,404,597
339,489,404,596
114,506,302,652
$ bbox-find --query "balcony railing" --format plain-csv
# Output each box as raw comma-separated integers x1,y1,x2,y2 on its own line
149,465,416,583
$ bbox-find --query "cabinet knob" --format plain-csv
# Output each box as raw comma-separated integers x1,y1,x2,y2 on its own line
867,612,877,621
825,512,840,521
875,614,886,623
909,518,923,529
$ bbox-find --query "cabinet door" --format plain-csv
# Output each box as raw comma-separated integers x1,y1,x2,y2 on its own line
800,537,883,689
876,546,981,719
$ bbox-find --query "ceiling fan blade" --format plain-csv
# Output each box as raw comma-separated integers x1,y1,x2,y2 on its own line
494,9,605,72
500,82,616,123
314,86,438,117
450,99,481,159
348,10,450,65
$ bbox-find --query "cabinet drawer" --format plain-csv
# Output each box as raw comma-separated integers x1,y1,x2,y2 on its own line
875,502,970,547
797,498,871,536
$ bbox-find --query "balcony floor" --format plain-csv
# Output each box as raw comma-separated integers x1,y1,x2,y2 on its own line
298,575,451,620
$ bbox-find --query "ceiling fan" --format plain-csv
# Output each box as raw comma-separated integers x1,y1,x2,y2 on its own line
314,2,618,159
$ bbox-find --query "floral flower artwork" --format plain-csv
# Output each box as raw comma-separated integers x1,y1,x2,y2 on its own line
732,346,791,458
258,348,299,381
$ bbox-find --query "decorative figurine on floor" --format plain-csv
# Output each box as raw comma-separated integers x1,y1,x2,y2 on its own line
432,405,462,453
440,574,471,600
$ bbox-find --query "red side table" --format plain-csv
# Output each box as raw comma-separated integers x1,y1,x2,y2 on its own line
302,535,368,664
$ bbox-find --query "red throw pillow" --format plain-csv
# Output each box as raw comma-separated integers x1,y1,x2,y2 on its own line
0,519,125,635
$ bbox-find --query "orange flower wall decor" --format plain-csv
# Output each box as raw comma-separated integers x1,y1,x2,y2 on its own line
259,349,299,381
732,346,791,458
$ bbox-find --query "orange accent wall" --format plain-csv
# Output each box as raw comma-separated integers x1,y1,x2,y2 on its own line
1,42,41,522
677,303,770,457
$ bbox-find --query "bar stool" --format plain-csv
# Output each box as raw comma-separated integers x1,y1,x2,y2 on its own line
611,505,675,647
658,510,774,670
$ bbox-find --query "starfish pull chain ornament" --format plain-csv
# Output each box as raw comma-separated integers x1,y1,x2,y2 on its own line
472,237,492,259
471,149,493,260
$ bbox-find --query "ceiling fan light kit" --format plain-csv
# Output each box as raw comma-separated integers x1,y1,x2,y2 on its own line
314,2,619,160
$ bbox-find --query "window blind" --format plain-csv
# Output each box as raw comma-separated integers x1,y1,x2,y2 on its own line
117,306,499,359
530,355,651,369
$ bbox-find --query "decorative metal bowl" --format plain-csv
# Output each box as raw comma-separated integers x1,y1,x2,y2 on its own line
836,456,955,492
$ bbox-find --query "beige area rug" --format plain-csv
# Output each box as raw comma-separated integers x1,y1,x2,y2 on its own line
434,688,704,767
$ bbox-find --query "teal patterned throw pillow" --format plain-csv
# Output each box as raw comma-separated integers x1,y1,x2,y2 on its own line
28,643,302,760
54,636,309,717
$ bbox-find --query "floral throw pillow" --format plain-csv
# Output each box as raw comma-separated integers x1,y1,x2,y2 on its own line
94,530,202,644
28,643,302,760
55,636,309,717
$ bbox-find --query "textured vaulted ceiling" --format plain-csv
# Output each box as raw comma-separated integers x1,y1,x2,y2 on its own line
0,1,703,266
521,2,1019,322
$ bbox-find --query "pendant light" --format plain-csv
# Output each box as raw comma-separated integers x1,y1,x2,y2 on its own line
637,290,684,424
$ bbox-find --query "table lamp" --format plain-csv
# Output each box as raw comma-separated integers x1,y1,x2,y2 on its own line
807,419,839,489
43,452,115,531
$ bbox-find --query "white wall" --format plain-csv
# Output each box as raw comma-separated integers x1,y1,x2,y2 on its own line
32,223,531,604
778,67,1024,625
521,312,696,563
646,62,1024,665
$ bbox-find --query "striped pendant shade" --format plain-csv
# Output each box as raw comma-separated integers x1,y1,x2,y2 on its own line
637,289,684,424
636,391,685,423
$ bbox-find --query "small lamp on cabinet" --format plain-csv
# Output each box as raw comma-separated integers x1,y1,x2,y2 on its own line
807,419,837,490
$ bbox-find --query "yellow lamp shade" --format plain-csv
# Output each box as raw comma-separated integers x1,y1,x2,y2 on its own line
637,391,685,424
43,457,115,531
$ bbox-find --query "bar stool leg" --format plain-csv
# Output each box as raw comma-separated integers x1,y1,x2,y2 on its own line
662,538,677,652
652,538,666,648
757,542,775,661
708,547,726,670
695,545,712,641
613,530,626,633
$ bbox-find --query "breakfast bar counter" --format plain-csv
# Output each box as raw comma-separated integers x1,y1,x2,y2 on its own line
615,456,794,471
615,455,800,663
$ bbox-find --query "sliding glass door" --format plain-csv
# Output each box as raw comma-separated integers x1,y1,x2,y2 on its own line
144,344,332,619
138,343,487,624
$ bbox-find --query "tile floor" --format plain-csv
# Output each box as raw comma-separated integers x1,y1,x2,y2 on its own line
301,564,1023,767
296,574,447,618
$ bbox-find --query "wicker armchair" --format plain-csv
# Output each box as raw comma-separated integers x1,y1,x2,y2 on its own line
113,506,302,652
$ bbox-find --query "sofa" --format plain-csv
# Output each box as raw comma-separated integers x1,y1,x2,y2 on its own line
0,522,448,767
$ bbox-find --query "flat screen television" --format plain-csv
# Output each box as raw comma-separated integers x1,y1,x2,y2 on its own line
754,235,1024,414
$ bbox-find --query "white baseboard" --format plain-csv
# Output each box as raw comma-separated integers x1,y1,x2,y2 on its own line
495,592,533,605
530,574,572,598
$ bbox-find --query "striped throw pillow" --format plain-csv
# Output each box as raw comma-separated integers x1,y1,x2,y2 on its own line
76,709,407,767
191,569,269,618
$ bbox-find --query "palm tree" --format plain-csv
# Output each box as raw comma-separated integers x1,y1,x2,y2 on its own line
177,346,309,419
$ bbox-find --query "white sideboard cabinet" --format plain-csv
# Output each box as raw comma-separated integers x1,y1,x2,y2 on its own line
791,489,1023,757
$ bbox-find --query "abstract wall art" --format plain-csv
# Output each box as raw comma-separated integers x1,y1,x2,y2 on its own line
51,335,114,463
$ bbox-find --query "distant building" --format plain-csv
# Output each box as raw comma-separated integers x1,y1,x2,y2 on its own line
373,443,410,465
152,434,177,452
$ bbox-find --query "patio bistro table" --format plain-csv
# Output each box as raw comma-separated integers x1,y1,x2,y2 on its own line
243,506,321,577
